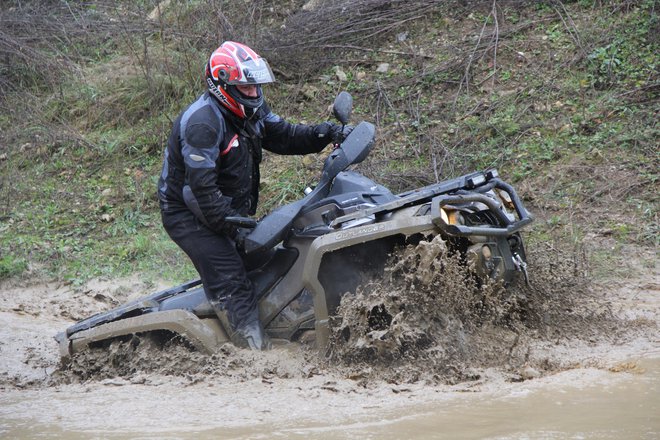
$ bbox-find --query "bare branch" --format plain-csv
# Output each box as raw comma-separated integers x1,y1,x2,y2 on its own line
552,0,587,59
490,0,500,92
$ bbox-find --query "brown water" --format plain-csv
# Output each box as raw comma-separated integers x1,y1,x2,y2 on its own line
365,359,660,440
1,357,658,439
1,245,658,439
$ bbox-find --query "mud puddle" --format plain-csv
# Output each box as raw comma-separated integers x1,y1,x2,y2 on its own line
1,356,658,439
257,358,660,440
0,242,658,438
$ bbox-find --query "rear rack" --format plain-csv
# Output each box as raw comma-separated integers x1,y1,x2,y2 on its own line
63,278,202,337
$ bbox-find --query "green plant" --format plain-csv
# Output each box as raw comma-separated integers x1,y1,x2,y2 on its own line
588,44,622,86
0,255,28,279
108,208,152,237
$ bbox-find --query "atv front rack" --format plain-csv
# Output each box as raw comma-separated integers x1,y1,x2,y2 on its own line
431,178,533,237
329,169,533,233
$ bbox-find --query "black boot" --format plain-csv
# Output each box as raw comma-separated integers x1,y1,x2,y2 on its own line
235,319,272,351
211,301,271,351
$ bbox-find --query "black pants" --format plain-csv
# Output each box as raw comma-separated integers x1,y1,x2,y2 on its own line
161,208,257,330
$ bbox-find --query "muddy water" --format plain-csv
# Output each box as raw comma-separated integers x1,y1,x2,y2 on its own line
356,359,660,440
1,357,658,439
1,245,658,439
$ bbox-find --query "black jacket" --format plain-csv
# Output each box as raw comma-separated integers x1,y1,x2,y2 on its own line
158,92,330,234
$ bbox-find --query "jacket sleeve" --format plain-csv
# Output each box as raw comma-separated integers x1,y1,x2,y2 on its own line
260,102,332,155
182,105,239,234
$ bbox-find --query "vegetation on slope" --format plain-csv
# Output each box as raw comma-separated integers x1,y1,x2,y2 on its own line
0,0,657,284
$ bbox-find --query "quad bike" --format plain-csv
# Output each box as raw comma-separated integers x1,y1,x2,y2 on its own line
55,92,533,360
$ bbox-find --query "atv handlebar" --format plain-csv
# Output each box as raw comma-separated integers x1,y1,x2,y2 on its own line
225,216,258,229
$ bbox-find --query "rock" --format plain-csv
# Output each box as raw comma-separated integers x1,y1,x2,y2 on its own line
356,71,367,81
376,63,390,73
520,365,541,380
335,66,348,82
302,0,322,11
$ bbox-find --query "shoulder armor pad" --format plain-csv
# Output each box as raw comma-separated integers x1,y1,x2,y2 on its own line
184,104,223,149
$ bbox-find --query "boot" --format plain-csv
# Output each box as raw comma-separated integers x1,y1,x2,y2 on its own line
211,301,271,351
235,319,272,351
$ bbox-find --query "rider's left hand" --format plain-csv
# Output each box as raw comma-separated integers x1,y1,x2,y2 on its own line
316,122,353,145
331,124,353,145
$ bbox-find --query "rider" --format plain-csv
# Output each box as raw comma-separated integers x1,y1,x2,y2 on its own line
157,41,346,350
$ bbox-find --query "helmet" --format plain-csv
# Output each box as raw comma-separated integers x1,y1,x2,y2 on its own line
205,41,276,119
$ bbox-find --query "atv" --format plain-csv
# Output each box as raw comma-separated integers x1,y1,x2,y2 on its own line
55,92,533,360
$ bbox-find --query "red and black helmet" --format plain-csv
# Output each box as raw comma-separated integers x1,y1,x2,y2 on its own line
205,41,276,119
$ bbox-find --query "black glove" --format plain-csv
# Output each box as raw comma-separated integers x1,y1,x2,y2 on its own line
332,124,353,144
232,227,252,253
315,122,353,145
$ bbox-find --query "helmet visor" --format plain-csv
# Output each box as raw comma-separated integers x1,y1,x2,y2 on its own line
227,58,276,85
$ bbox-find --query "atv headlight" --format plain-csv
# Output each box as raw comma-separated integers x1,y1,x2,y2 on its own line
440,207,450,224
481,244,492,260
448,210,465,225
440,208,465,226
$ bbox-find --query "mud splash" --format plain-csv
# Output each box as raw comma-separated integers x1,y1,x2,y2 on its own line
55,336,319,385
30,235,654,391
327,235,649,384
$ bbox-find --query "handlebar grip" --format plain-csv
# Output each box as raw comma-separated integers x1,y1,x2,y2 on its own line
224,216,258,229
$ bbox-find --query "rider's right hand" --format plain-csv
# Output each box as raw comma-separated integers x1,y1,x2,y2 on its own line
232,227,251,253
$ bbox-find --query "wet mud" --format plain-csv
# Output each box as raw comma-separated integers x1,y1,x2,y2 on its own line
328,235,640,385
0,240,658,437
